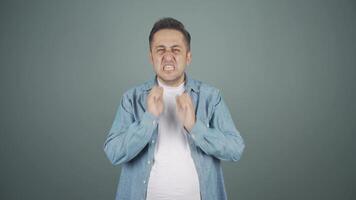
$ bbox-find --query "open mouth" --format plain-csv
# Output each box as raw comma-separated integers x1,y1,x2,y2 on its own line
163,63,175,71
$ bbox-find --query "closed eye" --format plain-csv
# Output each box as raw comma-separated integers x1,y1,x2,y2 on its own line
173,49,181,53
156,49,164,53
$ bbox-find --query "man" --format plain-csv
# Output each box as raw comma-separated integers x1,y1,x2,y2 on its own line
104,17,245,200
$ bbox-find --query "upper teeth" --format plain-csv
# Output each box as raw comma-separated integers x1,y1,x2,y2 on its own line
164,65,174,71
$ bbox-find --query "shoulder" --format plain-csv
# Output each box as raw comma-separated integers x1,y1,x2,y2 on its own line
200,81,220,95
122,79,152,99
190,77,222,104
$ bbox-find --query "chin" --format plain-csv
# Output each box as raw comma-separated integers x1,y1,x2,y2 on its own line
157,69,184,80
159,75,177,82
158,73,181,82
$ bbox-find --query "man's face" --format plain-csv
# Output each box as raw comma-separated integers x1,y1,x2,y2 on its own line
150,29,191,86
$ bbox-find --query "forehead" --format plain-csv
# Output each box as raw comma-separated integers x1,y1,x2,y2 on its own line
152,29,186,47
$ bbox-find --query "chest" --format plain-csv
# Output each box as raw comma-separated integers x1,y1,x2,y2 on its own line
132,90,214,125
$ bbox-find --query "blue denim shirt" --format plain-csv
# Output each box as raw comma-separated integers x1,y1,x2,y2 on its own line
104,74,245,200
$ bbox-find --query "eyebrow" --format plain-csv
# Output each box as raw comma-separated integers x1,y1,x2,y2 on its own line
155,45,182,49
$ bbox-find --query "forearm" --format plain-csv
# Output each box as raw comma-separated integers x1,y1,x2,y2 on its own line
104,111,158,165
189,119,245,161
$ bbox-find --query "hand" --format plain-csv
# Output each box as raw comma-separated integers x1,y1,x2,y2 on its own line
176,92,196,132
147,86,164,117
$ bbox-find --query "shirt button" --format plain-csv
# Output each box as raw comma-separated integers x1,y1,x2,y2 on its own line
147,160,151,165
143,180,146,184
207,123,209,128
152,140,155,144
152,120,156,125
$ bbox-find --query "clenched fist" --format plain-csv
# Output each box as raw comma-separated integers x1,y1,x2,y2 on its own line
176,92,196,132
147,86,164,117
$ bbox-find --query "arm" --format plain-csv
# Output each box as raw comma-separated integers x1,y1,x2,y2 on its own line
103,94,158,165
189,92,245,162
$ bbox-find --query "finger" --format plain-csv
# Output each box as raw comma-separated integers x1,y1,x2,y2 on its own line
157,92,163,101
151,86,161,95
157,86,163,90
157,86,163,96
149,86,158,96
154,85,162,92
152,85,158,91
183,92,193,107
178,93,188,105
176,95,183,110
176,95,181,107
151,86,162,98
179,99,188,111
179,96,192,112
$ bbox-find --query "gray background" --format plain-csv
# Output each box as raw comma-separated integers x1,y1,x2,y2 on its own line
1,0,355,199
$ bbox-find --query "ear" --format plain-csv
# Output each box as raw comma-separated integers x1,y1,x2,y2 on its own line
149,51,153,65
186,51,192,65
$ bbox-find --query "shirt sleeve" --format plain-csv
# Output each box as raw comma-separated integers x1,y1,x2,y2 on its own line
103,94,158,165
188,91,245,162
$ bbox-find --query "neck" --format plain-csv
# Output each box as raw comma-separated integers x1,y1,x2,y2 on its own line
157,74,185,87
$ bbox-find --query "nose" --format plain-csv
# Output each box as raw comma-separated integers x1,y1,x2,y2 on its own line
162,50,174,61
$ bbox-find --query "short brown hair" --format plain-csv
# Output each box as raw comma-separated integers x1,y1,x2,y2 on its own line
149,17,191,51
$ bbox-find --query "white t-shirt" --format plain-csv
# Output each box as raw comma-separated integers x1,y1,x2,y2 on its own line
146,79,201,200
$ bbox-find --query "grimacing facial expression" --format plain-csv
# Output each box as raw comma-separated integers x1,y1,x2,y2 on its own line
150,29,191,86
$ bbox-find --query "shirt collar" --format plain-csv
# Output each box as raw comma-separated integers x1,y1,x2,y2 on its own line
143,72,199,93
